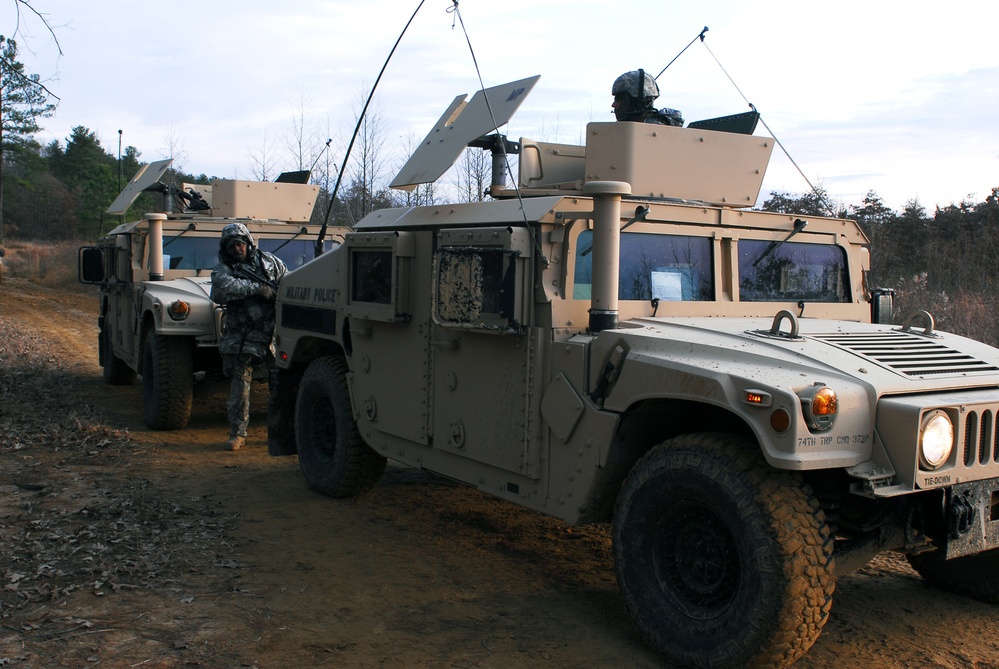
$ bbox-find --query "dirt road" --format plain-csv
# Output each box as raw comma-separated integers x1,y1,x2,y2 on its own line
2,277,999,668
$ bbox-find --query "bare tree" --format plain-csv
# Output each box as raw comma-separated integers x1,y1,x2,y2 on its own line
159,123,188,189
245,129,276,182
3,1,63,86
452,146,490,203
283,88,324,173
342,86,389,222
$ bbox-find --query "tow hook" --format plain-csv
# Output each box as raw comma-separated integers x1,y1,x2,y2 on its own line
948,491,976,540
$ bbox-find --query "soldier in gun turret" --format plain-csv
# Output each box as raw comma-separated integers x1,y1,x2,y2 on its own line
211,222,287,451
611,69,684,126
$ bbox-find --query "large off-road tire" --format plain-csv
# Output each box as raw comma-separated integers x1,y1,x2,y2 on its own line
100,321,136,385
141,331,193,430
295,355,386,497
613,433,835,669
907,547,999,604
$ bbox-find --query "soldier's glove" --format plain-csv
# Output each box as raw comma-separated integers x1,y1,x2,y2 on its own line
257,284,276,301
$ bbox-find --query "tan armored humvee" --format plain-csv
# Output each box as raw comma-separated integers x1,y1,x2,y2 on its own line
268,77,999,668
79,160,339,430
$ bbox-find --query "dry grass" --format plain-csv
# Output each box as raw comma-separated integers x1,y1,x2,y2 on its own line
1,240,84,289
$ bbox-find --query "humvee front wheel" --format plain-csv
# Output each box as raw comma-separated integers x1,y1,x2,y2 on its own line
295,355,386,497
100,320,136,385
907,547,999,604
613,433,835,669
141,331,193,430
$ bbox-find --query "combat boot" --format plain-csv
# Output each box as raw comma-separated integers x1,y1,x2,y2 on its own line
226,436,244,451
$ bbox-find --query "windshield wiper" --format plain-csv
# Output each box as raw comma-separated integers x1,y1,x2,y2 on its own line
270,227,309,254
580,206,650,257
753,218,807,267
163,222,196,249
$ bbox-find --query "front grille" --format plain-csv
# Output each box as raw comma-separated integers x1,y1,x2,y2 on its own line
811,331,999,377
963,408,999,466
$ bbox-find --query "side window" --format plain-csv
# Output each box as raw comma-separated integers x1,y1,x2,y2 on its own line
115,242,131,279
738,240,848,302
343,231,415,322
351,250,393,304
435,248,517,326
433,226,533,334
573,230,714,301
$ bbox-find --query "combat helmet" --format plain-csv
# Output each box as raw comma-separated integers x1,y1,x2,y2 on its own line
612,69,659,103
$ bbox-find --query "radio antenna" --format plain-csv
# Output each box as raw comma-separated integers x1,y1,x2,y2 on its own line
655,26,708,80
315,0,427,256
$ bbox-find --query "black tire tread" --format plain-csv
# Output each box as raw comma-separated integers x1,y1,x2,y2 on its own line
613,432,835,669
142,331,193,430
295,355,386,497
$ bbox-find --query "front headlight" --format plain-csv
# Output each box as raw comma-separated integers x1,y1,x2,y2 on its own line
919,410,954,470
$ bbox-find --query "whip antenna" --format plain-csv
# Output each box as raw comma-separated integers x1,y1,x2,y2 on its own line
310,138,332,175
315,0,427,256
655,26,708,80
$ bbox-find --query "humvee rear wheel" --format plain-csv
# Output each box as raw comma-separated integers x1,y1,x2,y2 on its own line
613,433,835,669
295,355,386,497
907,547,999,604
141,330,193,430
100,320,136,385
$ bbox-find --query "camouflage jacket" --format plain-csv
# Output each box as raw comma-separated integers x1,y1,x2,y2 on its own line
210,251,287,358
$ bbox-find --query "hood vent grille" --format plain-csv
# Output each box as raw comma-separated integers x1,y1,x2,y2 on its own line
810,331,999,377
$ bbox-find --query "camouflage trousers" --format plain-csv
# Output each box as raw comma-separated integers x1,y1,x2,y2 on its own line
223,353,264,438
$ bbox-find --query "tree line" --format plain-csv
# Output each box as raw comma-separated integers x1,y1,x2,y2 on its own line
5,122,999,346
761,186,999,347
3,29,998,345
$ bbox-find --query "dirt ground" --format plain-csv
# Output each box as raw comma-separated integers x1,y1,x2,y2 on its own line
3,276,999,669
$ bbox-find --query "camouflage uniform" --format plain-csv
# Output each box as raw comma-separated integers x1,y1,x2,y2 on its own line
210,223,287,444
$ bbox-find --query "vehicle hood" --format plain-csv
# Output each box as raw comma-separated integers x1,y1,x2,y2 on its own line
610,315,999,398
143,276,214,303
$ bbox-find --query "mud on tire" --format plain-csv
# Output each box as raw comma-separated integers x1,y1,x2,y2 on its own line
613,432,835,669
295,355,386,497
141,330,193,430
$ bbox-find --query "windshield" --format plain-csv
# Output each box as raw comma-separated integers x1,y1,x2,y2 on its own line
573,230,714,301
571,230,850,304
161,236,332,271
738,239,848,302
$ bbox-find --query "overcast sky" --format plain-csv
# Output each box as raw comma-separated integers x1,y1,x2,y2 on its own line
7,0,998,212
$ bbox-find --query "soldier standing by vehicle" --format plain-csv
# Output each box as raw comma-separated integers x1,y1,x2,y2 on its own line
211,222,287,451
611,68,684,126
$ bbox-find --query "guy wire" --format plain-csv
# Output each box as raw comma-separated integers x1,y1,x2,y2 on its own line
447,1,548,266
700,40,836,216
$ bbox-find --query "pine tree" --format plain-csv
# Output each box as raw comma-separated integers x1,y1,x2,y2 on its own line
0,35,56,243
